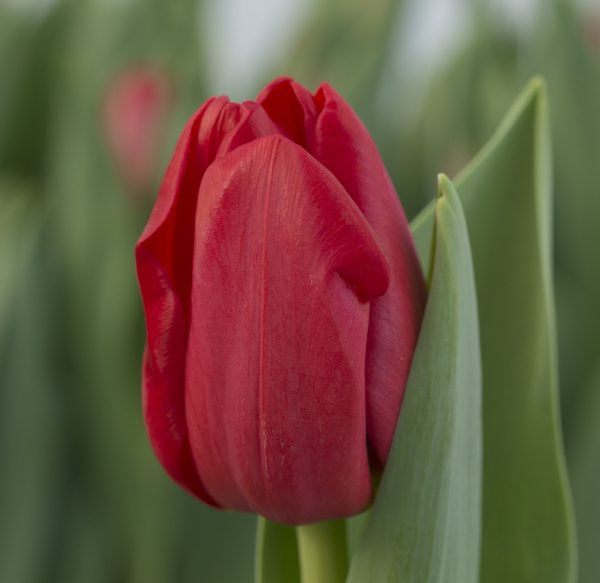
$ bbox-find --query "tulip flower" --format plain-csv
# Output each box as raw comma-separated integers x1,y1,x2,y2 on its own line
136,77,426,525
103,65,173,195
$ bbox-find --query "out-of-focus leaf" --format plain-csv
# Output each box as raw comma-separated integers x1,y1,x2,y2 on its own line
54,496,117,583
0,200,65,583
345,511,369,557
348,176,481,582
283,0,403,119
255,517,300,583
535,2,600,413
0,3,69,181
412,78,576,582
0,180,34,332
532,18,600,577
566,359,600,583
179,505,256,583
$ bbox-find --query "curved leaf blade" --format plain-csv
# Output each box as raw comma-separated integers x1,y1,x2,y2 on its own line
347,175,482,582
412,78,577,583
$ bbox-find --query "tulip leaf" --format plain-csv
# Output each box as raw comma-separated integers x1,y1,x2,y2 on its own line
255,517,300,583
0,194,65,583
347,175,482,582
566,358,600,583
534,8,600,580
411,78,576,582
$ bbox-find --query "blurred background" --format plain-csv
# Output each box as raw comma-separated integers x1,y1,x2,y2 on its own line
0,0,598,581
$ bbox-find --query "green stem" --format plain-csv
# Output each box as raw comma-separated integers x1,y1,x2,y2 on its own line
296,520,348,583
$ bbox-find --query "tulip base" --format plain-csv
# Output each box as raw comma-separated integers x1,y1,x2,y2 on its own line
296,520,348,583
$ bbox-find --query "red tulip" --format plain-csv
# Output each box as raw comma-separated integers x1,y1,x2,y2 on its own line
103,66,173,195
136,78,426,525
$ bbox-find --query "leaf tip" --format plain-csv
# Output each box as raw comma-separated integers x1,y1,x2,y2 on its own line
437,174,459,205
436,173,452,199
527,75,547,101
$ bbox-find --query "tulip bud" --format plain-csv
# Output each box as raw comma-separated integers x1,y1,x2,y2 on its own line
136,78,426,525
102,65,173,196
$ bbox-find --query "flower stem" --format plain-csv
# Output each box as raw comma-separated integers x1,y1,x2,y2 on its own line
296,520,348,583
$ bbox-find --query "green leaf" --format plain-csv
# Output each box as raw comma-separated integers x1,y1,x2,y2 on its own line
533,9,600,580
566,358,600,583
347,175,481,582
412,78,576,582
0,179,35,334
255,517,300,583
284,0,404,118
0,196,64,583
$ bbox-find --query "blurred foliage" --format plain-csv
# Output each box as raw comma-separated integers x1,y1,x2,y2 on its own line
0,0,599,581
282,0,404,116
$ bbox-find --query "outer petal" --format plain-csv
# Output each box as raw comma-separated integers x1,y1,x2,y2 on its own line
136,98,278,502
184,134,390,524
312,84,427,465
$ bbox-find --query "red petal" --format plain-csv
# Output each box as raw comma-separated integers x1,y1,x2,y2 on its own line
256,77,318,149
184,135,389,524
136,98,279,502
312,84,427,465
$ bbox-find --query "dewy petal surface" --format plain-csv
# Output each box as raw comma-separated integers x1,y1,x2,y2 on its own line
136,98,279,502
184,134,390,524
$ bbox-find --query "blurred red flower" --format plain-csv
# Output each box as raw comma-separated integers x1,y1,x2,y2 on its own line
103,66,173,195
